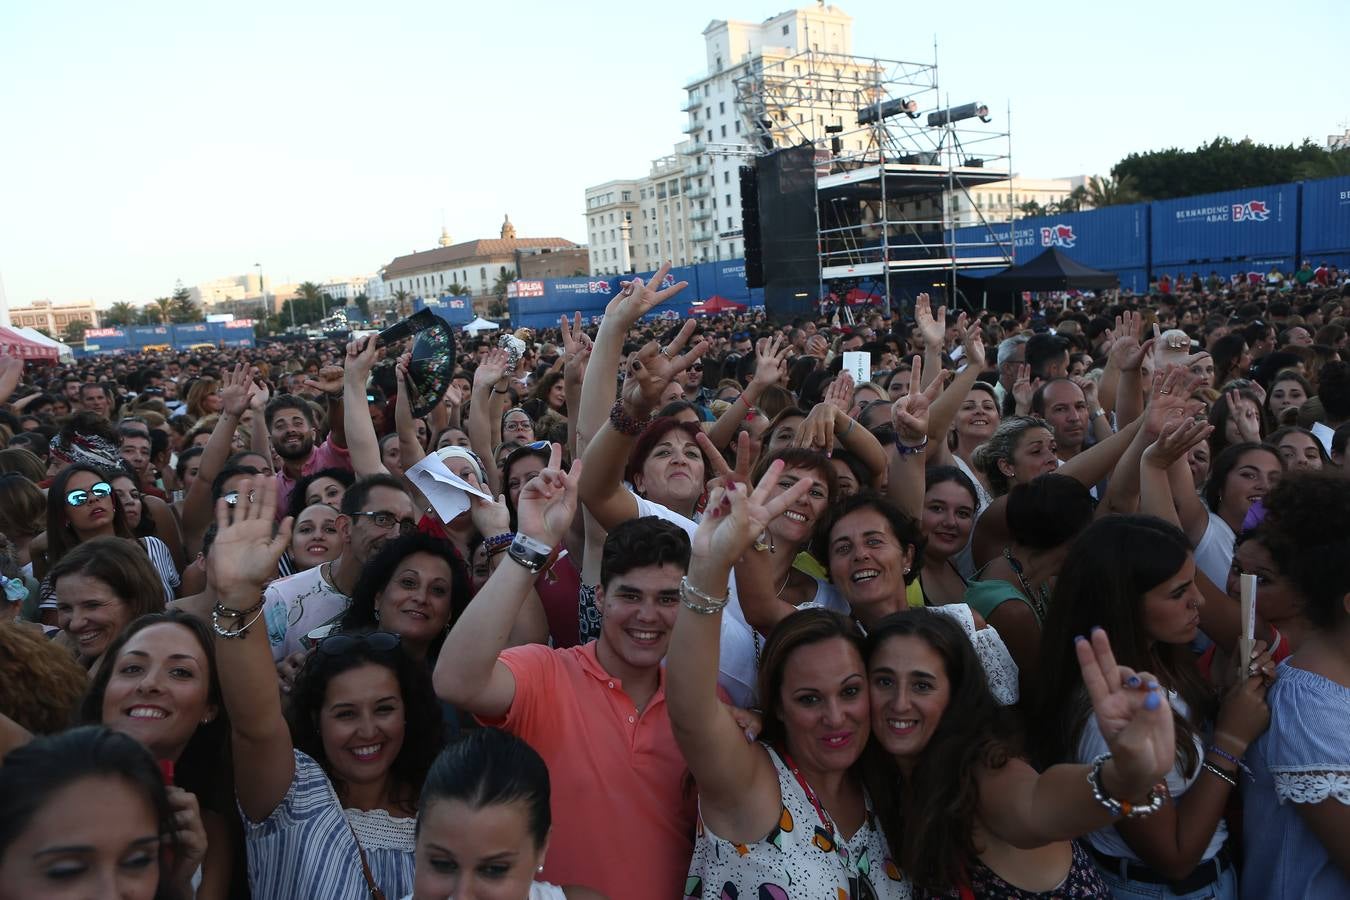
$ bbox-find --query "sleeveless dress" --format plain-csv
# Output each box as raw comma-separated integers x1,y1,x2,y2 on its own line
685,745,912,899
914,841,1107,898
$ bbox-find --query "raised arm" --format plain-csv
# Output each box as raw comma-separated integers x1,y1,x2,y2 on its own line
433,444,579,717
205,476,298,824
578,267,700,530
705,334,788,452
467,348,511,496
304,366,347,450
1139,417,1213,533
248,382,272,461
670,464,813,841
886,355,943,521
342,336,388,477
923,320,987,468
558,313,593,459
912,294,947,389
181,363,252,556
978,629,1174,847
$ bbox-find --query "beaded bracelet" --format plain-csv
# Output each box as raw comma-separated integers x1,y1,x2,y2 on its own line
1206,744,1252,780
213,596,265,618
1087,752,1166,818
609,398,652,437
483,532,515,554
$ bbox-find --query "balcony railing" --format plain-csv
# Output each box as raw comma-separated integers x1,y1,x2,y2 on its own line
689,209,712,222
682,141,707,155
685,186,710,200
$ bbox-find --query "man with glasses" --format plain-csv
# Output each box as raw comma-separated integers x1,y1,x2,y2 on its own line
262,473,415,670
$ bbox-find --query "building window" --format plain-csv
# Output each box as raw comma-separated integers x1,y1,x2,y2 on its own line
720,124,727,137
725,194,732,205
727,217,733,228
479,267,486,280
706,130,712,142
781,24,789,34
734,120,740,133
724,171,730,183
719,101,725,114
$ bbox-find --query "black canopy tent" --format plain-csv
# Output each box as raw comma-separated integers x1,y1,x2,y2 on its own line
943,248,1119,316
983,247,1119,292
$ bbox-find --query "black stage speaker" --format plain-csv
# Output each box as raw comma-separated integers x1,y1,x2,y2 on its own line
739,165,764,288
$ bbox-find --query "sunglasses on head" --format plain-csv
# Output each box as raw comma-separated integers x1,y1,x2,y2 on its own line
66,482,112,507
319,631,402,657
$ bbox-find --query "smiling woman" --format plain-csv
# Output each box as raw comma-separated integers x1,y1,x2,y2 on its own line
50,537,166,672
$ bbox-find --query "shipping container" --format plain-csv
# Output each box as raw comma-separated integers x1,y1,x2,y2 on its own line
1150,184,1298,266
1112,268,1150,294
1299,175,1350,255
951,204,1150,272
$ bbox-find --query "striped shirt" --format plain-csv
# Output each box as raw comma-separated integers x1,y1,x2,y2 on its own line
244,750,416,900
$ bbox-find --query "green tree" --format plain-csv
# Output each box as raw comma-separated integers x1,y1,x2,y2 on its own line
149,296,173,324
1111,137,1332,200
168,283,200,323
446,282,471,296
488,299,508,317
1052,185,1089,213
1017,200,1046,217
62,320,89,344
1085,174,1140,208
296,281,325,313
353,293,370,319
392,289,411,317
103,301,138,326
1295,148,1350,181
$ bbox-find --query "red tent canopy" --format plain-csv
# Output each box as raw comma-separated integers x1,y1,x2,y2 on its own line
0,326,57,361
691,294,747,316
844,287,884,306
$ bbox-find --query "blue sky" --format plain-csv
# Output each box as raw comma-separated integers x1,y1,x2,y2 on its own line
1,0,1344,305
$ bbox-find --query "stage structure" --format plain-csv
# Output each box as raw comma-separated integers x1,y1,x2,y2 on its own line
734,47,1013,318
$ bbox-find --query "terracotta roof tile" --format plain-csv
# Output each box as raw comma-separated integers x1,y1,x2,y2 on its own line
382,238,578,278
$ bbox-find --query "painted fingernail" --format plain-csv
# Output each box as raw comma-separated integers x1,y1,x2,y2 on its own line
1091,626,1104,635
1146,680,1159,691
1144,690,1161,711
1126,675,1141,687
1074,635,1086,644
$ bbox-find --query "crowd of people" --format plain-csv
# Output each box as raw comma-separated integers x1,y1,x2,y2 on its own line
0,265,1347,900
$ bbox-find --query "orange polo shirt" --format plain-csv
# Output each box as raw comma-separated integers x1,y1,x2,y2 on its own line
480,642,696,900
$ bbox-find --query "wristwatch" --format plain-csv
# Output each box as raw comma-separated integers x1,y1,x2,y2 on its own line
507,532,552,574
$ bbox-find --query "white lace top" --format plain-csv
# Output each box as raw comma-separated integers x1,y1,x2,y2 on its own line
927,603,1020,706
1241,662,1350,899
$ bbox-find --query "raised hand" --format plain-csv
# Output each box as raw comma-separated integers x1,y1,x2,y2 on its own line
620,318,708,417
791,402,838,455
824,371,854,412
220,362,253,418
343,334,380,384
697,429,753,494
602,263,689,327
469,491,511,538
1223,389,1261,441
1143,415,1214,470
514,443,581,548
473,347,511,390
1143,366,1206,438
692,460,816,570
1076,628,1174,797
206,476,293,602
1071,375,1099,412
805,333,829,359
303,364,344,398
1011,363,1036,415
442,380,467,410
914,292,946,351
960,318,987,371
892,354,943,444
248,379,270,413
751,334,790,388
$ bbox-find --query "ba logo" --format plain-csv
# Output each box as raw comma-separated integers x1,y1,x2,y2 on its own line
587,280,612,294
1232,200,1270,222
1040,224,1076,248
659,273,676,288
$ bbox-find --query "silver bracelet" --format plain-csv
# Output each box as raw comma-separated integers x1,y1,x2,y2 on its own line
679,576,729,615
1201,761,1237,788
1088,752,1166,818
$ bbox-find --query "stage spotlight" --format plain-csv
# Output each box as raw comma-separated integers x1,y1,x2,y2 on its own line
926,102,991,128
824,123,844,134
857,97,920,126
900,98,920,119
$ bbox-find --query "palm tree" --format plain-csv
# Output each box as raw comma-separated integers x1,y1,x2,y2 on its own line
1086,175,1140,208
152,296,173,323
447,282,471,296
1053,185,1090,213
392,289,411,318
104,301,138,326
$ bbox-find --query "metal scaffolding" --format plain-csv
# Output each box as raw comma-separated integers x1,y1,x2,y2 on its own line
733,46,1014,315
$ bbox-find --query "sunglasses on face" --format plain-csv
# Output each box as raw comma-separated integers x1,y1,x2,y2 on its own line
351,510,418,534
318,631,402,657
66,482,112,507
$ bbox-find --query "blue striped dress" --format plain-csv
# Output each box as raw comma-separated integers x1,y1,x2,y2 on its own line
244,749,416,900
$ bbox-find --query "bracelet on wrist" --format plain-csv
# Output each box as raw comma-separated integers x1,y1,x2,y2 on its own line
1206,744,1252,780
679,576,730,615
213,595,265,618
1088,753,1166,818
609,398,652,437
1201,761,1237,788
482,532,515,554
894,434,929,456
507,532,553,574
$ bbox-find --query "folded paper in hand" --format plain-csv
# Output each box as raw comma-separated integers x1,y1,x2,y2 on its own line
405,453,493,523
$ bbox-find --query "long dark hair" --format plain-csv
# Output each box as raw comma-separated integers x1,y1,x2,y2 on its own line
418,728,551,848
45,463,133,569
288,638,444,814
81,611,232,813
0,726,180,900
338,533,469,659
860,609,1014,893
1202,442,1281,513
1030,515,1211,778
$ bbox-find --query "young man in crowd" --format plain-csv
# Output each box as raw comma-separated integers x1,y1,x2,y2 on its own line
78,382,112,420
263,473,415,670
435,445,697,900
264,385,350,515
